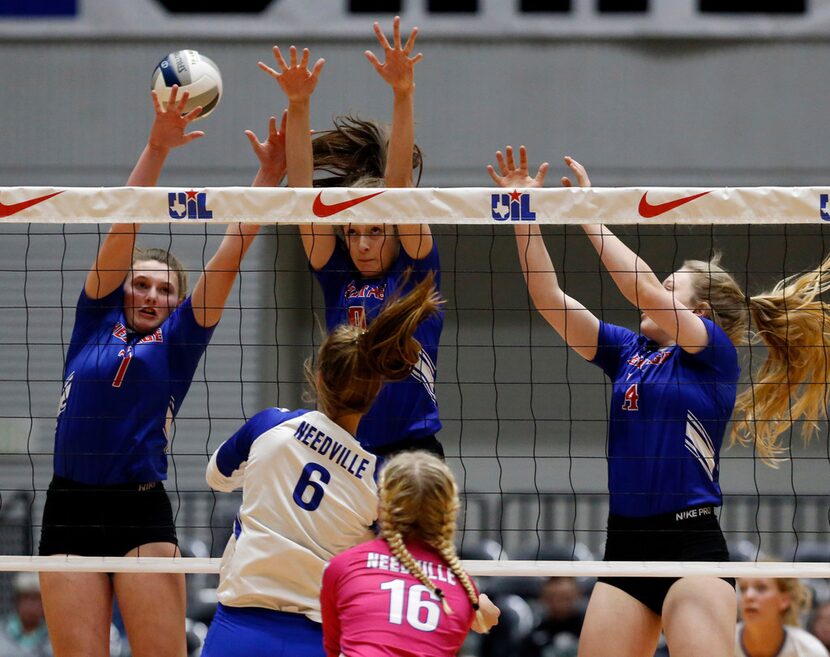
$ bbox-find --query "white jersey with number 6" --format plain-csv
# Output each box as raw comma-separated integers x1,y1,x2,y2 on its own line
206,407,378,623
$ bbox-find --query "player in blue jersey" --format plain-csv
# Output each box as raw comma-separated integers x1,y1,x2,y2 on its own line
257,18,444,458
488,145,830,657
38,86,275,657
200,275,442,657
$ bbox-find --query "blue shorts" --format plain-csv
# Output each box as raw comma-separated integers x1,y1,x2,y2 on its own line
201,603,324,657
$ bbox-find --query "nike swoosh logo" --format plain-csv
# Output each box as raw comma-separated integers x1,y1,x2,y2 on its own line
0,191,63,218
312,190,385,218
638,191,710,218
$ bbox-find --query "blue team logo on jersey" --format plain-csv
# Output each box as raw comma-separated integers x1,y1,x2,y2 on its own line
820,194,830,221
168,190,213,220
491,190,536,221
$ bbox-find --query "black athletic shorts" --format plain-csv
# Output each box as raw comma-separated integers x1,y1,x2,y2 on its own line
599,505,734,615
370,434,445,460
39,475,178,557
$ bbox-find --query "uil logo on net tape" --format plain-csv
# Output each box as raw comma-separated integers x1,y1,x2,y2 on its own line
491,190,536,221
168,190,213,220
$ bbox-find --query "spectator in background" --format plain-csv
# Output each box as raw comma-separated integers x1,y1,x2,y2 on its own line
809,601,830,653
0,573,52,657
737,576,829,657
518,577,585,657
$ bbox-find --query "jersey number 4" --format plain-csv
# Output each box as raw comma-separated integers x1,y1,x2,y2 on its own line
379,579,441,632
622,383,639,411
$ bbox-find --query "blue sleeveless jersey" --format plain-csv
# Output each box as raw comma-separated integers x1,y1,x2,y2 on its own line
313,241,443,450
591,319,739,517
54,286,215,485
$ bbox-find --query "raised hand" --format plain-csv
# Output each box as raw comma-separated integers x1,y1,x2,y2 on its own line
148,86,204,151
259,45,325,103
487,145,549,189
245,110,287,177
365,15,422,93
560,155,592,188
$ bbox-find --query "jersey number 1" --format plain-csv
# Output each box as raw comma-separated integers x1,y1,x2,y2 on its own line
112,348,133,388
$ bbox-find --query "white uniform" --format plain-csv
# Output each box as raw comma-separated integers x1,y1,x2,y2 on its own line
736,623,830,657
206,407,378,623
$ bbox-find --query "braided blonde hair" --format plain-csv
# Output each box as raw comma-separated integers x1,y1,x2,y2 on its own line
378,451,484,627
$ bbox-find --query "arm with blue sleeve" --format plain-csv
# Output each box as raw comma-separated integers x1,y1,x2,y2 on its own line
206,408,282,492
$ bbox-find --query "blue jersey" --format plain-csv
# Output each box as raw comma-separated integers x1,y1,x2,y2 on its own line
54,286,214,485
591,319,739,517
313,241,443,450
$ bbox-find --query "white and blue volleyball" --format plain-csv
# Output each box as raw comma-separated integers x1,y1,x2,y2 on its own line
151,50,222,119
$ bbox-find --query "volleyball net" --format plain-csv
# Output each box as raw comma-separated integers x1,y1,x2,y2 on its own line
1,185,830,582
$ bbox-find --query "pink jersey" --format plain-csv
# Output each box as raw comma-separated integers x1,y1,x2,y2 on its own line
321,537,476,657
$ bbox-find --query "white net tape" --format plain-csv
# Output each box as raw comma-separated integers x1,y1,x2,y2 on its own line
3,557,830,577
1,186,827,224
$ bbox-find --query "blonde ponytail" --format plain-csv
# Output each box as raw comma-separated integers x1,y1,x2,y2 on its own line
731,254,830,463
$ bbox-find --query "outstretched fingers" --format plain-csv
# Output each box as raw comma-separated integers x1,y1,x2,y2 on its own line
259,45,289,80
182,105,203,123
563,155,591,187
151,89,163,114
181,127,205,143
505,145,517,173
392,15,402,49
166,84,180,108
244,129,260,149
258,61,280,81
273,45,289,70
535,161,550,185
488,145,548,187
373,20,392,51
518,145,529,173
495,150,508,177
403,24,419,54
310,57,326,81
174,89,193,114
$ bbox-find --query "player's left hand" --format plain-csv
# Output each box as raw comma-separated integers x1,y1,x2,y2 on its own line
487,145,549,189
148,85,204,151
245,110,287,177
259,45,325,103
560,155,592,188
365,16,422,93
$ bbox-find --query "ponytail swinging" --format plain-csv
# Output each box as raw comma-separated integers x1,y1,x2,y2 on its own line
307,271,442,419
731,253,830,462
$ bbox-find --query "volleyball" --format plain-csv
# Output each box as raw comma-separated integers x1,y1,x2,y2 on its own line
151,49,222,119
